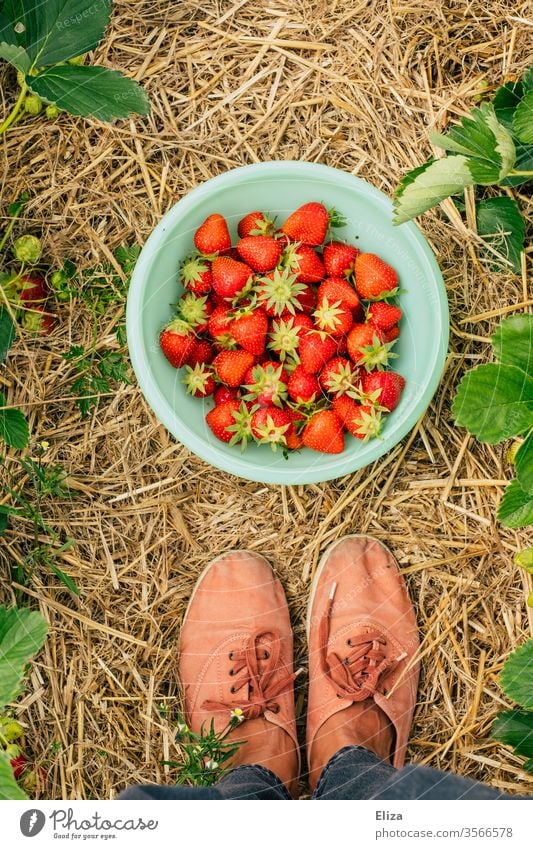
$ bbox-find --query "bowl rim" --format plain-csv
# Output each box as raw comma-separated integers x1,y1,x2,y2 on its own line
126,160,449,485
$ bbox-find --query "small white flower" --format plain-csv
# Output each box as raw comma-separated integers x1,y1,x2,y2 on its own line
40,441,50,450
230,708,245,723
205,759,218,770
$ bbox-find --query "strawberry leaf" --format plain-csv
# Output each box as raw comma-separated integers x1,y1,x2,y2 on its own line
1,0,112,66
0,751,27,800
499,640,533,709
0,308,16,364
492,313,533,374
452,363,533,443
476,196,525,273
0,604,48,712
498,478,533,528
513,91,533,144
492,710,533,759
392,155,473,225
516,430,533,495
0,391,29,448
27,65,150,121
0,40,30,71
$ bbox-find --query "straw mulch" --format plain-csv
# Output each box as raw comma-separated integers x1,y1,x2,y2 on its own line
1,0,532,799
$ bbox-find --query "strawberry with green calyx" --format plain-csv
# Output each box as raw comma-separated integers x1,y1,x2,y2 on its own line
282,242,325,283
347,324,398,371
281,202,345,246
8,273,48,304
208,305,235,348
230,305,268,356
287,365,320,404
243,361,289,407
206,399,241,443
213,349,255,387
236,236,282,272
323,241,359,278
178,293,213,332
251,406,292,450
194,213,231,255
21,305,56,336
346,403,383,442
299,329,338,374
267,314,313,361
238,211,275,238
214,385,240,405
10,753,28,780
159,318,196,368
212,256,254,302
366,301,402,331
355,253,399,300
225,402,256,451
362,370,405,412
302,409,344,454
12,234,42,264
257,266,308,317
181,255,212,295
186,339,214,367
318,277,361,313
319,357,361,398
182,364,216,398
313,297,353,337
290,283,317,315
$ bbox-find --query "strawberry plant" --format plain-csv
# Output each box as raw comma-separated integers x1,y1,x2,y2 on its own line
0,1,149,137
162,713,245,787
492,640,533,773
0,604,48,799
393,65,532,272
452,314,533,529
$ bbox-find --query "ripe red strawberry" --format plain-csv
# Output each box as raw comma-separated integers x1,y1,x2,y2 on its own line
366,301,402,331
10,754,28,780
178,293,213,333
19,273,47,303
230,307,268,356
183,364,216,397
238,211,275,238
281,202,337,246
287,365,320,403
355,253,398,300
251,406,291,449
186,339,214,367
323,242,360,278
383,324,400,343
318,277,361,313
362,370,405,411
181,256,212,294
257,266,307,317
206,399,241,443
243,361,289,407
344,403,383,441
347,323,397,371
332,394,358,428
159,319,196,368
313,297,353,337
211,256,253,301
267,314,313,361
302,409,344,454
208,305,234,340
194,213,231,254
299,330,338,374
284,243,325,283
213,349,254,387
285,408,306,449
214,385,240,405
319,357,360,397
22,305,56,335
236,236,282,272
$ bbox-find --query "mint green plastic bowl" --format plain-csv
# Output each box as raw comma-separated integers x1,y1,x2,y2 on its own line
126,161,448,484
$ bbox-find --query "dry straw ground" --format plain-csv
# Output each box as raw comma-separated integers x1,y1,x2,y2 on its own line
0,0,532,799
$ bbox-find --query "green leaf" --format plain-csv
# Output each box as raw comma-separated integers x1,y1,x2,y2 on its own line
452,363,533,443
1,1,112,66
0,751,27,800
476,196,525,273
500,640,533,708
516,431,533,495
49,563,79,596
114,245,141,275
494,80,523,128
393,156,473,225
28,65,150,122
0,605,48,711
429,104,515,184
0,308,16,364
0,512,8,535
498,478,533,528
523,67,533,93
0,395,29,449
492,710,533,758
513,91,533,144
492,313,533,374
0,41,30,71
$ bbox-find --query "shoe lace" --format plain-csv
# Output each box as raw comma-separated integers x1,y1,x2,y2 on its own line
202,630,297,719
319,583,407,701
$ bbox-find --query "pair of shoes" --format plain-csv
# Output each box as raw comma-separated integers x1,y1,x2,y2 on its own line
179,535,420,796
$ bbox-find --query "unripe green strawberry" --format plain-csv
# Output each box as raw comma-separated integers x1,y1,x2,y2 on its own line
13,234,42,264
0,717,24,742
16,70,25,87
46,104,60,119
24,94,43,115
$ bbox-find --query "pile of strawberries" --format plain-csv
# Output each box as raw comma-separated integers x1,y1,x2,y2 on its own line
159,202,405,455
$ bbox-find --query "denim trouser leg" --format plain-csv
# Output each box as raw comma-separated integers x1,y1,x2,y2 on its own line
119,745,520,800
